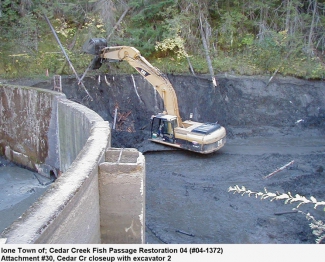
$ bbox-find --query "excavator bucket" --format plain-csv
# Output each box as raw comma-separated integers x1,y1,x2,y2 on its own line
82,38,107,55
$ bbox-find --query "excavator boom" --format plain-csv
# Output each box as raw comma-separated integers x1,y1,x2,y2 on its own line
83,38,226,154
98,45,183,126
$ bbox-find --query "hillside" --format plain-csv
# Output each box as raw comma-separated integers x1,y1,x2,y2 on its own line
0,0,324,80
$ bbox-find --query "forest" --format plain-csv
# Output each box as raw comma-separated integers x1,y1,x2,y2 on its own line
0,0,324,79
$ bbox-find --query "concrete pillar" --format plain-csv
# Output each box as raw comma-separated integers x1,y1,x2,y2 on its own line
99,148,145,244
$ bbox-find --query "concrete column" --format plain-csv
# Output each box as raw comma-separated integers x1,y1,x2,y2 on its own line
99,148,145,244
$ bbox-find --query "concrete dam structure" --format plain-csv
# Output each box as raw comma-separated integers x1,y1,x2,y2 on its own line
0,84,145,244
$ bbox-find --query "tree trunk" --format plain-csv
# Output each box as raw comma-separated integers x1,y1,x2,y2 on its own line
44,14,93,101
307,0,318,55
285,0,291,33
199,13,218,88
187,56,196,76
106,6,130,41
57,25,81,75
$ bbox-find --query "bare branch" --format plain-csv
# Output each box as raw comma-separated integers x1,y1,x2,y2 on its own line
264,160,295,179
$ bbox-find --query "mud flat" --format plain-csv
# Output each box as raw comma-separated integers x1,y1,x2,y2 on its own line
0,157,52,233
144,133,325,244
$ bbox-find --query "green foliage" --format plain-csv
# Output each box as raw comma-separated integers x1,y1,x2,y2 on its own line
0,0,20,27
239,34,255,48
217,9,250,51
153,57,189,74
250,30,289,72
15,13,39,52
155,36,188,59
0,0,325,80
124,0,177,56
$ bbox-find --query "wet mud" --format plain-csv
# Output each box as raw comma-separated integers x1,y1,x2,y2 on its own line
0,157,52,233
144,134,325,244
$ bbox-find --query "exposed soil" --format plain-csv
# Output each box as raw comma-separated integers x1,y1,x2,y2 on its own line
4,73,325,244
144,135,325,244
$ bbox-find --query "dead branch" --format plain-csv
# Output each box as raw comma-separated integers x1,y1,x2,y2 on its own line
199,12,218,89
274,210,298,215
106,7,131,41
44,14,93,101
118,111,131,122
264,160,295,179
186,56,196,76
266,50,292,87
175,230,195,237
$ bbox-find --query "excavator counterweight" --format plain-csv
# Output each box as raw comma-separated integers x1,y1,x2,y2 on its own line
84,38,226,154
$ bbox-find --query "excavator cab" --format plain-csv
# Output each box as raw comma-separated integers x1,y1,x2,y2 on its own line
150,114,177,144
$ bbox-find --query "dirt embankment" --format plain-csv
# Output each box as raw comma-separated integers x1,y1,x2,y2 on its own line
16,74,325,243
30,74,325,146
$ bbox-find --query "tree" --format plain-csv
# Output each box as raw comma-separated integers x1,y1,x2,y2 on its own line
1,0,324,78
121,0,177,56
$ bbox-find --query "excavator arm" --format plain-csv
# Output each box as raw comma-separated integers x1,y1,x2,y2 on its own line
97,45,183,127
83,38,226,154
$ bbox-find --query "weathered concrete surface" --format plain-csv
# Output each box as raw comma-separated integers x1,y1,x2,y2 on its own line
2,119,110,244
34,122,110,244
58,99,105,172
99,148,145,244
0,85,64,176
0,83,146,244
0,84,112,243
0,84,109,176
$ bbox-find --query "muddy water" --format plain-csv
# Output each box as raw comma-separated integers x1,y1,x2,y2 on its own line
0,157,51,233
144,134,325,244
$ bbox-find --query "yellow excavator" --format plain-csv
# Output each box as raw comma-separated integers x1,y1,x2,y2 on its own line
83,38,226,154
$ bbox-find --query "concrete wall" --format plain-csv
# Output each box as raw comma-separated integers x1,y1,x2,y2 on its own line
0,84,145,244
0,84,109,177
99,148,145,244
0,84,111,243
0,85,64,176
2,121,109,243
57,99,105,173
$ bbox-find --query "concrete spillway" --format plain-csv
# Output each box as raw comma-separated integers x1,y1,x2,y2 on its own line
0,84,145,244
